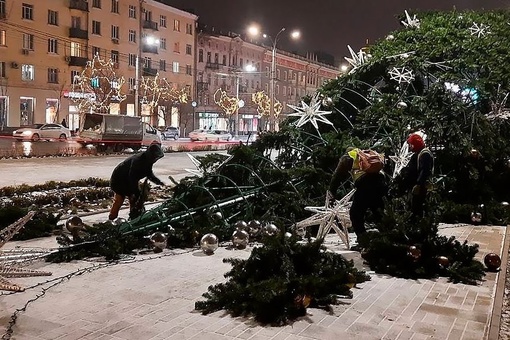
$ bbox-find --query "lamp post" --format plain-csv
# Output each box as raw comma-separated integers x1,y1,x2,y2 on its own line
134,36,159,117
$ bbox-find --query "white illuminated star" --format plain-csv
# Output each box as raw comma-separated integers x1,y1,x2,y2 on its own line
401,10,420,28
469,22,491,38
390,131,427,178
389,67,415,84
296,189,355,249
287,93,334,130
344,45,369,74
185,153,234,177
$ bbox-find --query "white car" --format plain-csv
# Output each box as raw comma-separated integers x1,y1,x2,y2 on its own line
13,123,71,141
189,129,232,142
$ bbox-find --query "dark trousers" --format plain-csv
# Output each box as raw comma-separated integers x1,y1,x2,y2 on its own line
411,188,427,218
349,174,386,237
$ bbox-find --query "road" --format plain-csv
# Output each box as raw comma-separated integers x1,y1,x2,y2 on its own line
0,150,226,187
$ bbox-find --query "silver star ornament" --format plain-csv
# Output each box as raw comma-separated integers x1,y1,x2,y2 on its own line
287,93,334,130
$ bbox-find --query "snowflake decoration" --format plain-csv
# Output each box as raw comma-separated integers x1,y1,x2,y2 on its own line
401,10,420,28
296,189,355,249
389,67,415,84
287,93,334,130
469,22,491,38
344,45,369,74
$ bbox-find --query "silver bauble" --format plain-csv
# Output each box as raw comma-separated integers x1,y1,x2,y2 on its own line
284,232,292,239
66,215,84,232
211,211,223,221
200,233,219,254
397,101,408,109
263,223,279,237
150,232,167,252
112,217,127,226
234,220,249,232
471,211,482,224
502,201,509,207
232,229,249,249
248,220,262,236
386,34,395,40
321,97,334,108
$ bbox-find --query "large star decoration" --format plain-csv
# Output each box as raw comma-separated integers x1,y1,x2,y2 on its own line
344,45,369,74
185,153,234,177
469,22,491,38
390,131,427,177
296,189,355,249
401,10,420,28
389,67,415,84
0,211,52,292
287,93,334,130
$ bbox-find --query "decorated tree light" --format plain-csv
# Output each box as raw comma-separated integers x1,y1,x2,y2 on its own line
71,54,126,114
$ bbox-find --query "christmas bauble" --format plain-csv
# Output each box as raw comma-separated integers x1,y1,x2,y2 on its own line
437,256,449,268
232,229,249,249
471,211,482,224
502,201,509,207
211,211,223,221
65,215,84,232
235,220,248,232
407,246,421,262
284,232,292,238
150,232,167,252
470,149,481,159
484,253,501,271
397,101,408,109
200,233,219,254
247,220,262,236
112,217,127,226
321,97,334,108
262,223,279,236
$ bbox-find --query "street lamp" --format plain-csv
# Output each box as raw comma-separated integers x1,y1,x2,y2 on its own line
134,36,159,117
248,26,300,131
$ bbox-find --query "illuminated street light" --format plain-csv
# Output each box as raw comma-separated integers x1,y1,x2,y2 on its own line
134,36,160,117
248,26,300,131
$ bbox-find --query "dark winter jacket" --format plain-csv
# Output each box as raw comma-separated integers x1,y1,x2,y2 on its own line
405,148,434,188
110,143,165,197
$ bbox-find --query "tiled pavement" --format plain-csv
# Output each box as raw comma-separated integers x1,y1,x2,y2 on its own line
1,218,508,340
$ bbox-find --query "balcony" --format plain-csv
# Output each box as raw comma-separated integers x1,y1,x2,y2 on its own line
142,44,158,54
69,27,88,40
205,62,220,70
142,20,158,31
69,0,88,12
143,67,158,76
67,56,88,67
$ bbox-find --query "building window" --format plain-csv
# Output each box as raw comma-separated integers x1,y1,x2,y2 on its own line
128,29,136,43
173,42,179,53
70,42,82,57
128,53,136,66
0,62,5,77
22,3,33,20
22,34,34,50
48,38,58,53
111,0,119,14
185,44,192,55
198,49,203,62
48,10,58,25
92,0,101,8
21,64,34,81
0,30,5,46
172,61,179,73
20,97,34,125
128,77,135,90
92,46,101,57
222,55,226,65
111,50,119,63
111,25,119,39
173,19,180,31
159,15,166,28
71,70,80,84
159,60,166,71
186,65,192,75
71,16,81,29
0,0,5,16
47,68,58,83
206,52,211,63
128,5,136,18
92,21,101,35
186,23,193,35
159,38,166,50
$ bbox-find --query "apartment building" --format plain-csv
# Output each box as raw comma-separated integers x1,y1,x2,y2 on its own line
0,0,197,131
195,27,340,133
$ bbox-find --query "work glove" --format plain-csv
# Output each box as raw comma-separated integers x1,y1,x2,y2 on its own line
412,185,422,195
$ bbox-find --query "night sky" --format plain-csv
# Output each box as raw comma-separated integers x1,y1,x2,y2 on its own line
163,0,508,64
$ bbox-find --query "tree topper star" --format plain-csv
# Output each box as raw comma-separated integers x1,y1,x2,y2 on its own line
287,93,334,130
401,10,420,28
344,45,369,74
390,131,427,177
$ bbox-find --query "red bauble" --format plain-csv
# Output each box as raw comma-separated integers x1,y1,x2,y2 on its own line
484,253,502,271
407,245,421,262
437,256,449,268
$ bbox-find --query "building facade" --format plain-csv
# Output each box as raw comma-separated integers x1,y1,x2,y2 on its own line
195,27,340,134
0,0,197,132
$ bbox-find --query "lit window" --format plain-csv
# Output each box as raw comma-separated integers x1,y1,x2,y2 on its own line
172,61,179,73
129,29,136,43
21,64,34,81
159,15,166,28
0,30,5,46
173,19,180,31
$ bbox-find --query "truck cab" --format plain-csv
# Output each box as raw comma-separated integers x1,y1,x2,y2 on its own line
142,122,162,145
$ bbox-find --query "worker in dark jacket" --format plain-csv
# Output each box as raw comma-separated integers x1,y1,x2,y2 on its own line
329,148,387,247
404,133,434,218
108,143,165,220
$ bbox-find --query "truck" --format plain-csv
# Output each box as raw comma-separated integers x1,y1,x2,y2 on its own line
78,113,161,152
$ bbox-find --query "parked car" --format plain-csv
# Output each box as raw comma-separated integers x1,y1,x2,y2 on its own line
161,126,180,140
189,129,232,142
13,123,71,141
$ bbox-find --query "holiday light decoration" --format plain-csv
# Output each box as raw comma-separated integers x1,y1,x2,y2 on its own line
344,45,370,74
389,130,427,178
401,10,420,28
388,67,415,84
287,92,334,130
251,91,282,117
140,73,189,108
71,54,126,114
214,88,239,115
185,153,234,177
469,22,491,38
